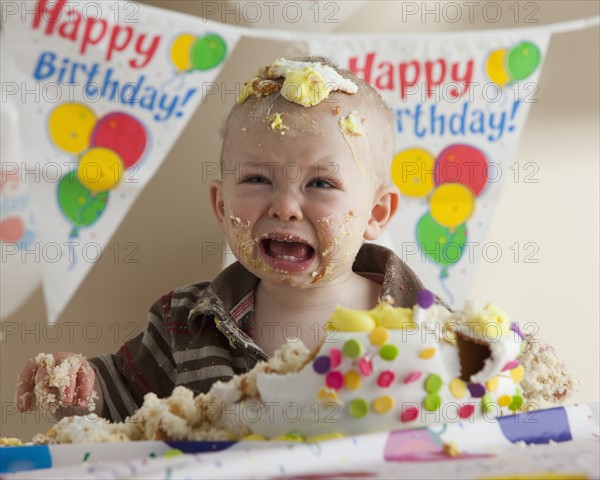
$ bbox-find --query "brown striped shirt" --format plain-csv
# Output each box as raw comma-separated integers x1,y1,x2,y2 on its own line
88,243,427,422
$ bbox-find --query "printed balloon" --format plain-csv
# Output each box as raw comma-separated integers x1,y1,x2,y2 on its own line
48,103,96,155
190,34,227,71
0,217,25,243
429,184,475,230
77,147,124,193
435,144,489,197
57,173,108,228
391,148,435,198
486,49,510,87
507,42,541,81
170,33,196,72
416,212,467,267
90,112,148,169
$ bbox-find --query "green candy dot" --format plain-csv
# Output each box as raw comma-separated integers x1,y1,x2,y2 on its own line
481,394,494,414
424,374,443,394
509,395,524,412
379,344,399,361
343,339,363,359
348,398,369,418
423,393,442,411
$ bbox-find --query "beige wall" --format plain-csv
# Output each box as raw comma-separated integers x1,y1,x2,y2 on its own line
1,1,598,440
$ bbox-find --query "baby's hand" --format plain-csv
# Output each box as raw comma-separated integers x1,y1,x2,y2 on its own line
16,352,96,413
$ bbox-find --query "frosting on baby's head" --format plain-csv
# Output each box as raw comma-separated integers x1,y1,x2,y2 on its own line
222,56,396,186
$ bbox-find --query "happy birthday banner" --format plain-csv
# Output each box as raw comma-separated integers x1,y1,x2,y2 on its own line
2,0,243,322
1,1,598,321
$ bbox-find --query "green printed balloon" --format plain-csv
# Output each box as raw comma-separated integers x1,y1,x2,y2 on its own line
416,212,467,267
506,41,541,81
190,34,227,71
57,173,108,228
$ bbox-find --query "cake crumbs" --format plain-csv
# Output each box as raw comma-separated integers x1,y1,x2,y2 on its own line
442,442,461,457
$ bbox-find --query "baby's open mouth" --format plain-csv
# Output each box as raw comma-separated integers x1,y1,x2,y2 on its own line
258,235,316,272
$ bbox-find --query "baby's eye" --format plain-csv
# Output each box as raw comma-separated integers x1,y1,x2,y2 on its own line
242,175,270,184
308,178,334,189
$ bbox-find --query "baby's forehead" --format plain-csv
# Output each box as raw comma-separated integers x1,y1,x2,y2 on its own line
226,90,380,137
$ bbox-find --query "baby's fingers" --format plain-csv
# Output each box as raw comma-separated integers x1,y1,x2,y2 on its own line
75,361,96,408
16,358,38,412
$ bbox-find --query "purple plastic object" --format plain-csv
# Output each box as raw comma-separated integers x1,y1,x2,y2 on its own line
312,356,331,374
467,383,486,398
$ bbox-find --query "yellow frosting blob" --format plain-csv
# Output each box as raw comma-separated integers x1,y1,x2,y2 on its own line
237,80,256,103
281,67,329,107
325,306,376,332
369,303,417,330
470,303,511,337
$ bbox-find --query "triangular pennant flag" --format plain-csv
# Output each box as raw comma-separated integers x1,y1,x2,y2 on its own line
308,27,553,306
2,0,242,322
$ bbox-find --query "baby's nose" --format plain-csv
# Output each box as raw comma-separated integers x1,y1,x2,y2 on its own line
268,192,303,221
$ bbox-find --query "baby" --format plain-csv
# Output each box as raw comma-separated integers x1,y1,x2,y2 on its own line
15,57,579,425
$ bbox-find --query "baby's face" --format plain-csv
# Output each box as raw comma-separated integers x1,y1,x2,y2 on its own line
213,93,391,288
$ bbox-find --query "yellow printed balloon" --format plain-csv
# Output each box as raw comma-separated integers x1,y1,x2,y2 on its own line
429,183,475,230
48,103,96,154
486,49,510,87
170,34,196,72
391,148,435,197
77,147,124,193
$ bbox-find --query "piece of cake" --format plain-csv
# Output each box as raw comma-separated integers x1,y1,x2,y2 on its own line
28,290,578,444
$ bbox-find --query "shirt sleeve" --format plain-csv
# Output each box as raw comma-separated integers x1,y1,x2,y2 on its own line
88,293,177,422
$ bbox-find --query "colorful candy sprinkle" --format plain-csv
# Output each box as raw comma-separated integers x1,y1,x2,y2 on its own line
498,395,512,407
377,371,395,387
467,383,486,398
317,388,338,401
510,322,525,340
423,393,442,411
358,357,373,376
509,395,524,412
417,289,435,308
343,339,362,359
400,405,419,422
330,348,342,369
369,326,390,346
348,398,369,418
485,377,499,392
403,371,423,384
325,371,344,390
502,360,520,371
379,344,399,361
344,370,361,390
510,364,525,383
481,394,495,414
425,374,443,394
459,404,475,419
372,396,394,414
313,356,331,374
449,378,466,398
418,347,436,359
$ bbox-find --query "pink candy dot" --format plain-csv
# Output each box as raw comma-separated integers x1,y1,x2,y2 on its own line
358,358,373,377
459,404,475,419
501,360,520,371
330,348,342,369
401,406,419,422
377,371,395,387
325,371,344,390
403,371,423,384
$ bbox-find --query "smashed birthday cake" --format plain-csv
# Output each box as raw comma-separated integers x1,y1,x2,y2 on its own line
27,290,578,444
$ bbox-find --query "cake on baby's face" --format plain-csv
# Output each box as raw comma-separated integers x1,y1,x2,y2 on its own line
214,290,526,439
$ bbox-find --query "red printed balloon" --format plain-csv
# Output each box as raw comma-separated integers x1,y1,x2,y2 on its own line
434,144,489,197
90,112,148,169
0,217,25,243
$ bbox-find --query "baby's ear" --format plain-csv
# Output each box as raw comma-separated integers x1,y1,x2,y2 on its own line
209,179,226,233
364,184,400,241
